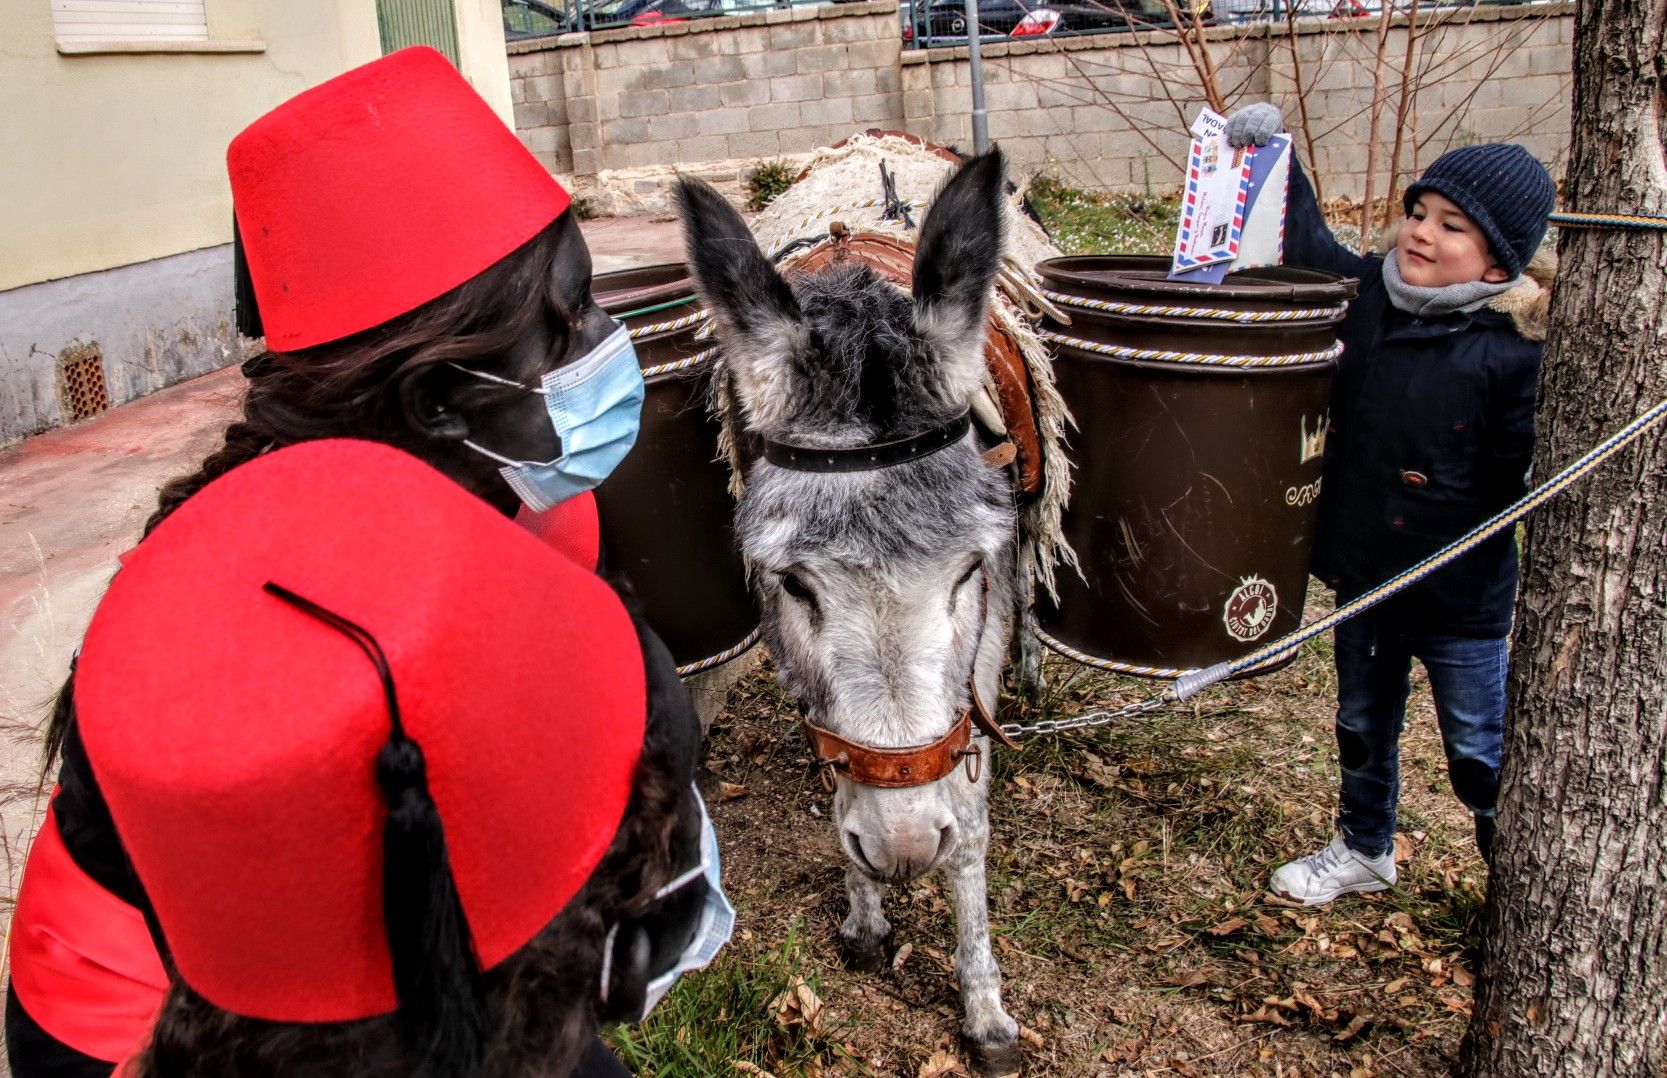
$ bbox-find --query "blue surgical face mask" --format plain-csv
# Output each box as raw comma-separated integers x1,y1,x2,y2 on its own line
452,323,644,512
599,787,734,1023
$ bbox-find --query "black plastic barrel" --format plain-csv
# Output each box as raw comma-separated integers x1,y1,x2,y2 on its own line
1034,255,1357,676
592,263,758,672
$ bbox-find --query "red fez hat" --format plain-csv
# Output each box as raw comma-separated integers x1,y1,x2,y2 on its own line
518,494,601,572
228,47,572,351
75,440,643,1029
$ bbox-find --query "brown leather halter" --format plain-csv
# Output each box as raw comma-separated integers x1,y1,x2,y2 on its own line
803,710,978,788
797,572,1021,790
801,683,1020,790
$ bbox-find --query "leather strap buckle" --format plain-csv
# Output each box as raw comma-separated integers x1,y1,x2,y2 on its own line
804,711,973,789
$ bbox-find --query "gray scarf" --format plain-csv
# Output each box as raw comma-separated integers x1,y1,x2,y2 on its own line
1381,251,1518,317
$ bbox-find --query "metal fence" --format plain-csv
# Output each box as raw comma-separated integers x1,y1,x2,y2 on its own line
503,0,1552,46
899,0,1553,49
503,0,852,37
899,0,1206,48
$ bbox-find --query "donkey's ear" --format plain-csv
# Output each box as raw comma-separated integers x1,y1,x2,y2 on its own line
912,150,1006,406
675,177,806,431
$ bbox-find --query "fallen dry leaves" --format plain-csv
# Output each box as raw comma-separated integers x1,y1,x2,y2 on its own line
769,976,825,1034
915,1048,967,1077
693,640,1484,1076
1235,987,1375,1043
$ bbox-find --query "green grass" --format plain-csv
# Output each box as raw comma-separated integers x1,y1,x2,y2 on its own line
606,922,845,1076
1026,174,1182,257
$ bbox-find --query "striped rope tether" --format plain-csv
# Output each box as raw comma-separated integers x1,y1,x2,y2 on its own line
1041,289,1346,324
1029,623,1291,682
1169,394,1667,698
1001,394,1667,739
675,628,761,677
641,346,720,381
1040,329,1344,369
628,308,711,341
1549,211,1667,232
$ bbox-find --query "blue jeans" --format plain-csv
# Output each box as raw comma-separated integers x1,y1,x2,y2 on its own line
1332,612,1507,858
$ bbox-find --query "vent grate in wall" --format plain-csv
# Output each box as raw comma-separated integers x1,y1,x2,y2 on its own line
58,344,112,422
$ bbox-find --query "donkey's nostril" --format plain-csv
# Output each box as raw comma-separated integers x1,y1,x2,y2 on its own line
845,831,879,876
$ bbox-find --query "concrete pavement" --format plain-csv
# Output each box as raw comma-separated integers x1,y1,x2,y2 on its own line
0,215,689,917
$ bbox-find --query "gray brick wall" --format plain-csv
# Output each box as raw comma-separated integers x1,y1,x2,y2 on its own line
511,1,902,185
509,2,1572,205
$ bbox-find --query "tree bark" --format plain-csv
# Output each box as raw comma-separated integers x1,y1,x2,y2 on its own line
1461,1,1667,1074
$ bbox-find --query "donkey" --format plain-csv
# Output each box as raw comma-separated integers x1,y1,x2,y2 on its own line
676,152,1022,1074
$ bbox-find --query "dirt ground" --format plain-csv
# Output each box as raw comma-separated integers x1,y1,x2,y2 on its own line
673,588,1487,1078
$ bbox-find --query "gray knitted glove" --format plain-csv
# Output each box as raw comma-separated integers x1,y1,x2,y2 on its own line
1224,103,1283,148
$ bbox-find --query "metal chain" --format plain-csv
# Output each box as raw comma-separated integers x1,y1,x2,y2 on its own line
998,692,1176,739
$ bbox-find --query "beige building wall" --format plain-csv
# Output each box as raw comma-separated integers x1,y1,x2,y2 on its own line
1,0,518,446
2,0,514,294
1,1,381,293
456,0,516,125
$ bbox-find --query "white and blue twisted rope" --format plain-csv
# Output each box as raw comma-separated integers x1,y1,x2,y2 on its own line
1018,395,1667,735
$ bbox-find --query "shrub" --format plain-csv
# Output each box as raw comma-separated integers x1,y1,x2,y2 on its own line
745,160,797,211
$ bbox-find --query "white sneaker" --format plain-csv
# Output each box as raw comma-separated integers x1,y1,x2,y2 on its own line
1269,834,1396,906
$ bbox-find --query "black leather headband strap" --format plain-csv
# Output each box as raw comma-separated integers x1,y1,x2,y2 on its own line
761,411,973,473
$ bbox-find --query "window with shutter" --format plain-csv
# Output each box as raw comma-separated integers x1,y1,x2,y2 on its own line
51,0,209,46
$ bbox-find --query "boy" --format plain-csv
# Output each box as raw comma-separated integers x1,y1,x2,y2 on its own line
1225,103,1556,905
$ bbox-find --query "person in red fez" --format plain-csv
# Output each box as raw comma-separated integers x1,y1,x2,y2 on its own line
67,439,728,1076
7,47,670,1076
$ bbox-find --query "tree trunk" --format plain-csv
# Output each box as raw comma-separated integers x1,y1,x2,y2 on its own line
1460,1,1667,1074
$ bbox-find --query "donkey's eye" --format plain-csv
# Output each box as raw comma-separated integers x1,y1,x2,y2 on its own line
779,571,817,606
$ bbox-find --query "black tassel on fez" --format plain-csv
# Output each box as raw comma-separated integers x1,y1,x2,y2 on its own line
232,216,265,341
264,582,489,1078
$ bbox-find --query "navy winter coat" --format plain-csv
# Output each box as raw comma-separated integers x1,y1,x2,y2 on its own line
1284,161,1541,637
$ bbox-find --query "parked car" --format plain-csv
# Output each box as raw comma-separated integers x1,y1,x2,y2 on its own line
1218,0,1537,23
502,0,570,38
917,0,1210,42
582,0,829,27
582,0,705,27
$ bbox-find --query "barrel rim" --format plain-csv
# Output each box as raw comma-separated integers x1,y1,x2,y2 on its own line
593,261,694,315
1043,331,1341,373
1037,254,1359,307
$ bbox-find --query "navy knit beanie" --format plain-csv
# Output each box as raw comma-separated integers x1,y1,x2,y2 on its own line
1403,144,1556,278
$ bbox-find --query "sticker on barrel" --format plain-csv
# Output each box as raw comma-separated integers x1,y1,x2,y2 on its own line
1223,576,1278,642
